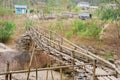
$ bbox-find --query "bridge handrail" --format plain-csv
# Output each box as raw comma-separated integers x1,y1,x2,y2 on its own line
28,26,120,74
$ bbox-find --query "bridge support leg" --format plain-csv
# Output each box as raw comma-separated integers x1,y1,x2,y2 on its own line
27,45,35,80
9,73,12,80
93,59,97,80
71,51,75,80
59,55,63,80
5,61,9,80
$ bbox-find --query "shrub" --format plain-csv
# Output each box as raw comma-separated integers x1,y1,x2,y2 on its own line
72,20,85,34
83,24,102,38
97,4,120,21
71,20,102,39
0,21,16,43
72,7,81,12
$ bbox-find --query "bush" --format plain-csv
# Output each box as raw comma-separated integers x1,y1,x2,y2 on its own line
71,20,102,38
72,7,81,12
0,21,16,43
72,20,85,34
97,4,120,21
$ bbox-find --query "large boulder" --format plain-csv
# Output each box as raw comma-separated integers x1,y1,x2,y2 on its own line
0,43,48,72
0,43,30,72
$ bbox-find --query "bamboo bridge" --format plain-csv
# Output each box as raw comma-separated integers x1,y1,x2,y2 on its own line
0,26,120,80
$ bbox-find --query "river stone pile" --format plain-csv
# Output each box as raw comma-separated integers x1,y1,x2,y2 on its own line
16,34,32,53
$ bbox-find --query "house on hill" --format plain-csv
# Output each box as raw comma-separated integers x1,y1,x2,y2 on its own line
14,5,27,14
77,2,90,10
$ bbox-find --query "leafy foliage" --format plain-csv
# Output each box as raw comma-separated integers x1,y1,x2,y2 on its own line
97,4,120,21
0,21,16,43
72,7,81,12
71,20,102,38
49,20,102,39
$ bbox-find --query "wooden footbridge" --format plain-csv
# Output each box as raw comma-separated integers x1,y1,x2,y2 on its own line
0,26,120,80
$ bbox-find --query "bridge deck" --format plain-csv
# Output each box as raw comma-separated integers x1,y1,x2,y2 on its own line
0,27,118,80
26,26,120,80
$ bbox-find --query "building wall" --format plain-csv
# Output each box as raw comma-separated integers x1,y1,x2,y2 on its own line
15,8,26,14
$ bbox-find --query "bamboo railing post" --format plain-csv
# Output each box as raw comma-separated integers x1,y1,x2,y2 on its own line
46,48,54,80
27,44,35,80
48,48,54,80
59,55,63,80
59,38,63,52
93,59,97,80
61,38,63,45
49,31,52,46
9,73,12,80
5,61,9,80
115,63,118,78
71,50,75,80
46,53,49,80
46,69,48,80
35,54,38,80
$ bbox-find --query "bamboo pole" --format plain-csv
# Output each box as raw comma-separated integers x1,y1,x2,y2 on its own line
59,55,63,80
93,59,97,80
35,55,38,80
5,61,9,80
46,51,49,80
9,73,12,80
48,48,54,80
27,44,35,80
0,65,86,75
46,47,54,80
46,69,48,80
71,50,75,80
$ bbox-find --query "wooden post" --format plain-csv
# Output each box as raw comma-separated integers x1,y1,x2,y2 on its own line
35,55,38,80
58,40,63,80
71,51,75,80
71,51,75,69
61,38,63,45
5,61,9,80
114,63,118,78
49,31,52,46
9,73,12,80
46,53,49,80
59,38,63,52
59,55,63,80
46,48,54,80
27,45,35,80
93,59,97,80
49,48,54,80
46,70,48,80
36,68,38,80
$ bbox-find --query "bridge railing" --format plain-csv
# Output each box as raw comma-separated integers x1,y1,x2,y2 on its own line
28,26,120,74
0,62,92,80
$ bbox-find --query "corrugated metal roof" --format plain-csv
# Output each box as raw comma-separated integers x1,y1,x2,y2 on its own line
15,5,27,8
